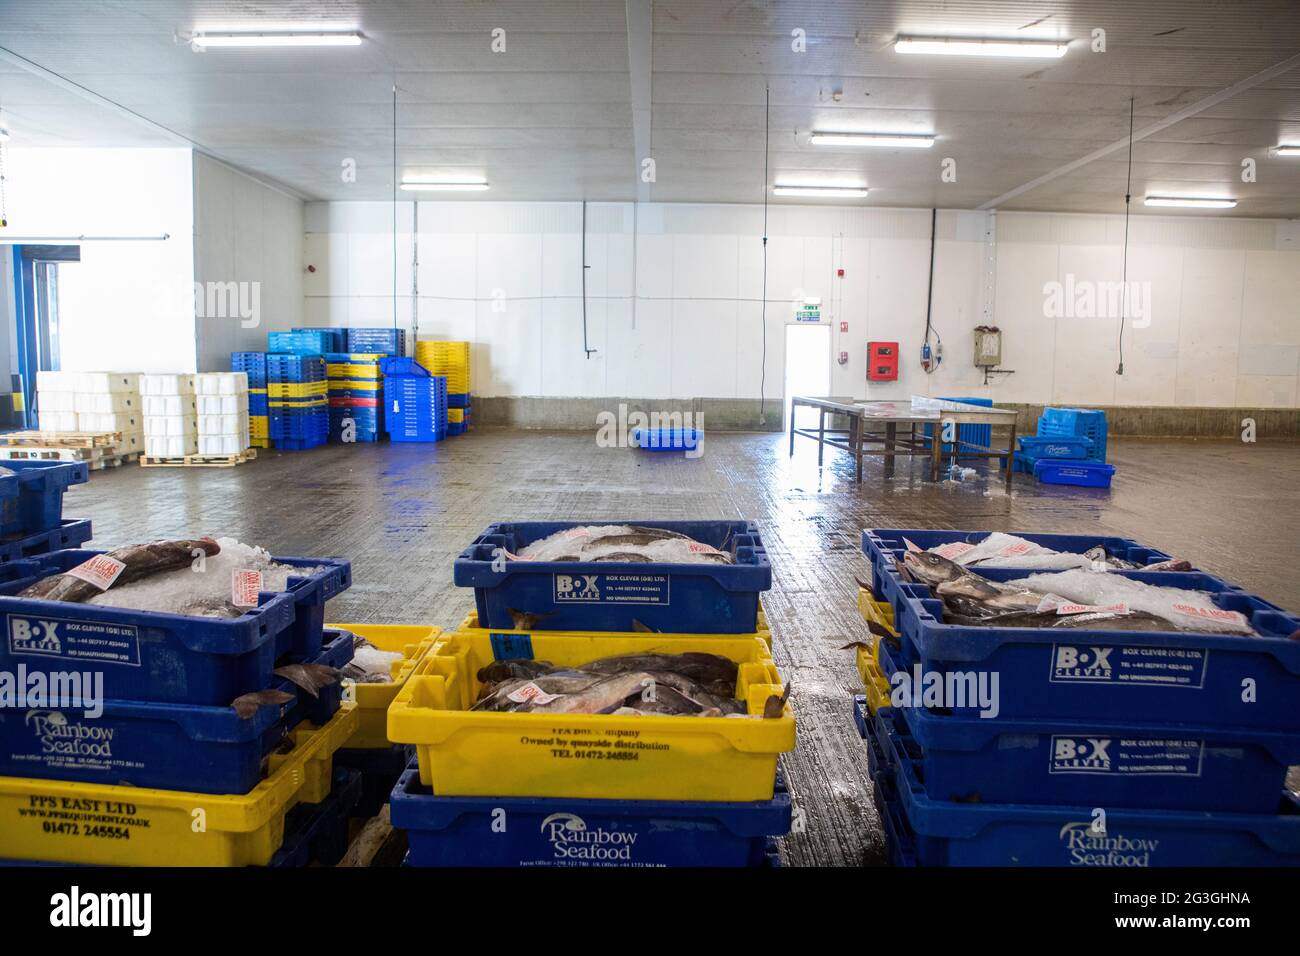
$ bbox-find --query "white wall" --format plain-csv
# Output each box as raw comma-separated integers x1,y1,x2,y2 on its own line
305,201,1300,407
193,154,305,371
4,147,196,373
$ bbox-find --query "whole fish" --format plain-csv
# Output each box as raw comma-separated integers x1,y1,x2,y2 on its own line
471,671,600,711
580,652,738,697
19,538,223,604
528,672,658,714
902,550,1041,613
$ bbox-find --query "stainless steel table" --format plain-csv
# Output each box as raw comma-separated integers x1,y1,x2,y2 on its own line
788,396,1020,484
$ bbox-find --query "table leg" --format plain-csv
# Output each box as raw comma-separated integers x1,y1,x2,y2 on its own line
817,408,825,466
931,422,943,481
884,421,896,478
1005,421,1017,485
854,416,864,482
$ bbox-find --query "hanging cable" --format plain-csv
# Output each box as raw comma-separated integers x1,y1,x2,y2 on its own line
392,83,398,330
921,207,941,373
1117,95,1134,375
759,83,770,424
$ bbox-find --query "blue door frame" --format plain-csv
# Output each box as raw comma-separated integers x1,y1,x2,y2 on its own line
11,244,80,429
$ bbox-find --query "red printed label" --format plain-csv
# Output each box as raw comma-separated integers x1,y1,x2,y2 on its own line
932,542,975,560
507,681,560,705
232,569,264,608
1172,603,1247,626
65,555,128,591
997,541,1034,557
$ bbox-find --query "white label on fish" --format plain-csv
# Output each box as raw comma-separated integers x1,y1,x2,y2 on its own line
65,555,128,592
1057,602,1130,616
507,681,561,705
1170,604,1248,627
232,569,264,608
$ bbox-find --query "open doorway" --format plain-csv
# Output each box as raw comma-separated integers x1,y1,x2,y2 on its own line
11,244,80,428
783,323,831,432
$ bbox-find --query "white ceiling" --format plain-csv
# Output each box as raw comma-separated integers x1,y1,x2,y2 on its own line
1,0,1298,215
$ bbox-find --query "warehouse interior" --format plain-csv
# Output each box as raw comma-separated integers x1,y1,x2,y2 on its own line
0,0,1297,885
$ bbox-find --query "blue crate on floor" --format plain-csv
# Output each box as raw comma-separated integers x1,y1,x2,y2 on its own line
269,331,335,355
0,461,89,538
875,638,1300,813
922,397,994,453
873,707,1300,867
455,519,771,633
1017,435,1093,461
631,427,701,452
881,566,1300,730
335,745,414,818
0,518,93,563
1033,458,1116,488
384,367,448,442
269,408,329,440
275,436,329,451
249,393,269,416
871,766,919,868
0,552,350,702
391,765,791,868
267,768,363,867
448,392,470,409
266,354,326,383
290,327,346,353
861,527,1186,600
1038,407,1108,462
447,422,467,436
346,327,406,356
231,352,268,388
0,629,353,794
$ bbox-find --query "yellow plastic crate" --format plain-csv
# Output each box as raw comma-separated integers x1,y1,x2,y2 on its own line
856,641,894,716
388,631,793,801
414,340,471,393
327,378,380,392
0,704,357,867
251,436,271,449
858,590,896,633
457,609,771,648
250,414,269,438
269,397,327,409
329,622,443,749
327,364,382,379
448,408,465,424
249,387,267,396
268,380,328,399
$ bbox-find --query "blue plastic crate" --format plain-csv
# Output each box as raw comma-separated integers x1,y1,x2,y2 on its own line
448,392,470,409
922,397,994,453
392,765,791,868
870,764,919,867
0,629,353,794
275,436,329,451
861,527,1187,601
0,552,350,702
455,519,771,633
266,354,326,383
1017,435,1093,461
0,461,88,537
269,408,329,440
347,327,406,355
249,393,269,416
0,518,93,563
876,639,1300,813
1038,407,1107,462
335,745,414,819
883,566,1300,730
1034,459,1116,487
267,768,363,867
447,422,468,437
631,427,702,452
874,708,1300,867
290,327,346,353
231,352,268,388
269,331,334,355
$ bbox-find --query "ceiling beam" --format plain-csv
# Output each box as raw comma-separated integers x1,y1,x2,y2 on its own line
978,51,1300,210
0,44,316,203
625,0,653,203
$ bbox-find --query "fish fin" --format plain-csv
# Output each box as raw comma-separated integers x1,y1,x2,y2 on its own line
762,682,792,719
894,562,915,583
901,537,923,553
631,619,659,633
839,640,872,651
863,620,900,645
230,689,294,719
273,663,342,698
1289,629,1300,642
507,607,557,630
854,576,876,599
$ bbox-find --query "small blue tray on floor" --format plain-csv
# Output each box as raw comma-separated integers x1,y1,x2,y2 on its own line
631,427,702,452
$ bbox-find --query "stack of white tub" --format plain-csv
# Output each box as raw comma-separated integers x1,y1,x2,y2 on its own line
195,372,251,456
35,371,143,454
140,374,198,458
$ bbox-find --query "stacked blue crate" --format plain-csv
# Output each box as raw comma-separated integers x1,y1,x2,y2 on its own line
231,352,268,388
269,330,335,355
291,327,346,353
380,357,447,443
347,327,406,356
921,396,994,453
267,354,328,450
1037,407,1108,461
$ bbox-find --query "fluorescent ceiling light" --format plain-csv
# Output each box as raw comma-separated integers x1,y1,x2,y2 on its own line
190,32,362,48
400,179,489,192
1272,144,1300,156
1144,196,1237,209
772,185,869,198
895,35,1069,58
809,132,934,148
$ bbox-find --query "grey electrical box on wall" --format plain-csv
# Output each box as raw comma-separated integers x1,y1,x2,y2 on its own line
974,327,1002,367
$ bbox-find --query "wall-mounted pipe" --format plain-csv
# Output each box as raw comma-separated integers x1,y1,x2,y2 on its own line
581,200,596,358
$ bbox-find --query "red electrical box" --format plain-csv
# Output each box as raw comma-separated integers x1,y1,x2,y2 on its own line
867,341,899,381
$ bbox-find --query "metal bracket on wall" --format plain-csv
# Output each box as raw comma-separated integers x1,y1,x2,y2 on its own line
980,210,997,326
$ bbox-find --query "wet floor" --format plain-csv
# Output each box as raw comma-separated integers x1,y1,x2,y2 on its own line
64,431,1300,867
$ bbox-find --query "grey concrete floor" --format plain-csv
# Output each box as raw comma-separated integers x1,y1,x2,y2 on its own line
62,431,1300,867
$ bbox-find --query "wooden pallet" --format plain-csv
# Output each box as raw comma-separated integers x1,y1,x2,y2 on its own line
0,430,121,449
0,445,136,468
139,448,258,468
88,452,142,471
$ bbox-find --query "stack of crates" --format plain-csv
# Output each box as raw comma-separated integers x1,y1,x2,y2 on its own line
381,357,447,442
387,520,794,867
269,330,335,355
347,327,406,356
232,352,269,448
856,527,1300,867
291,327,346,353
326,352,384,443
140,374,198,458
0,550,361,866
0,460,92,561
34,371,144,456
267,354,328,450
196,372,251,456
414,340,470,430
1021,406,1114,487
